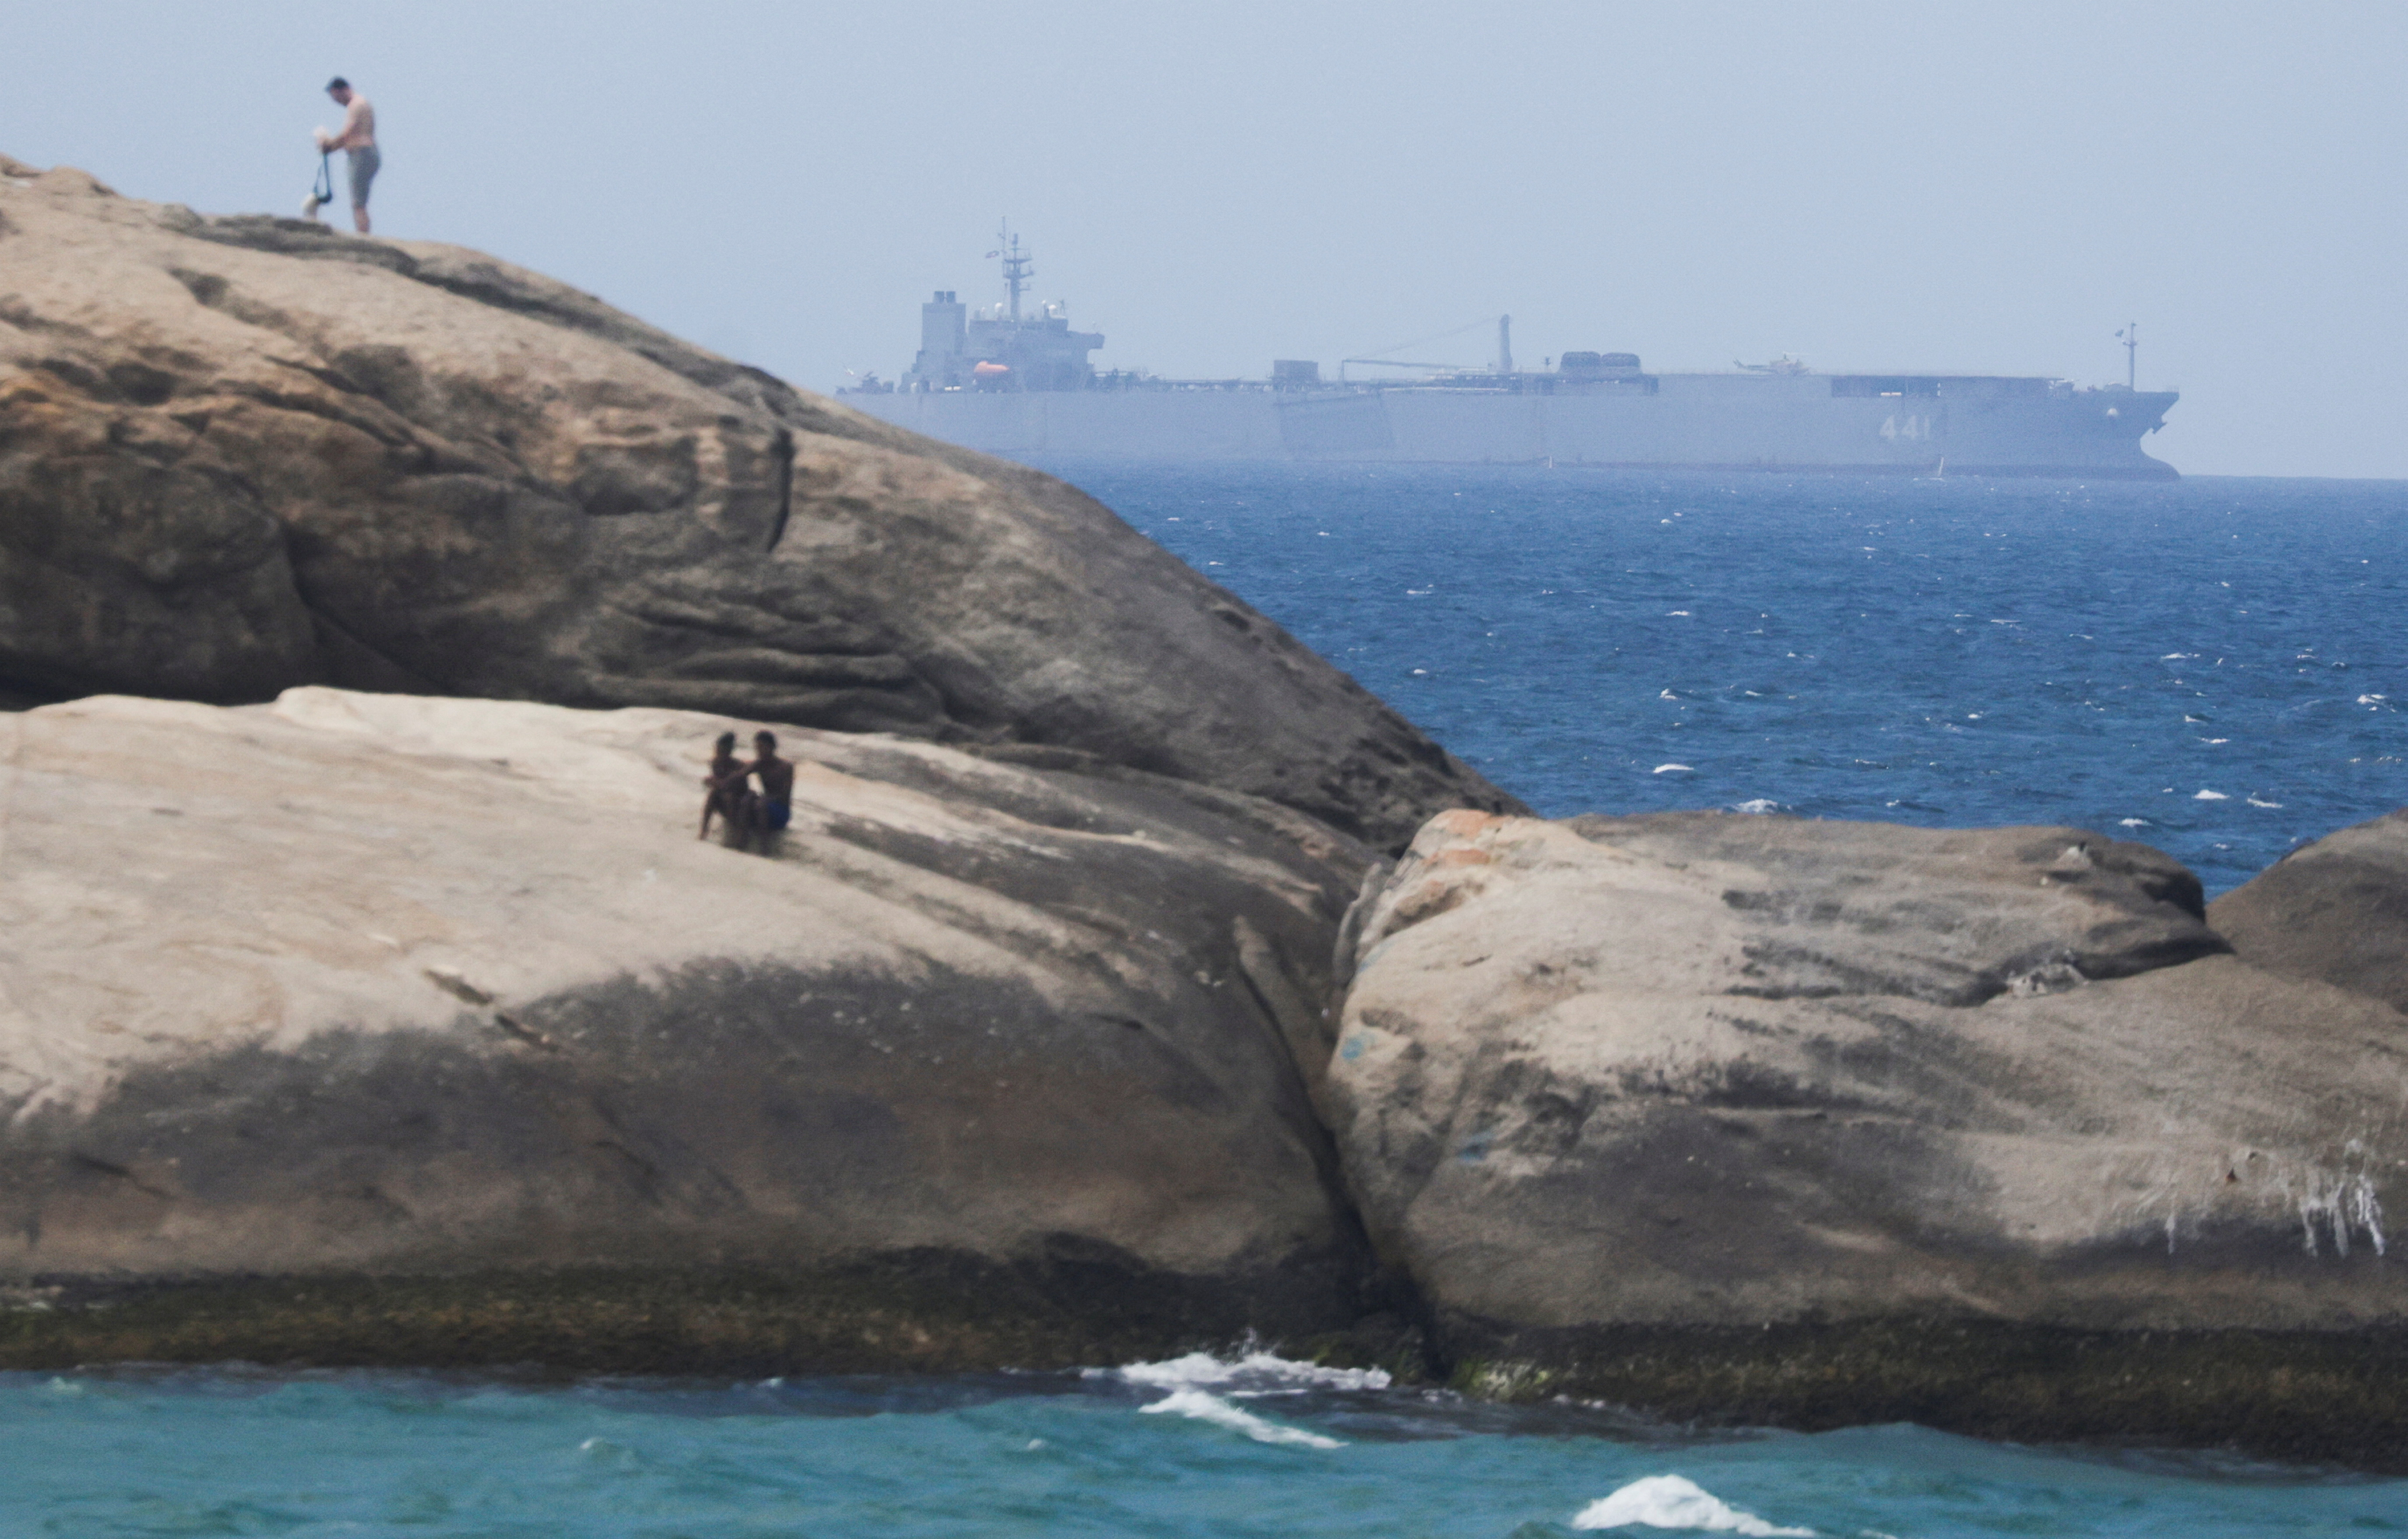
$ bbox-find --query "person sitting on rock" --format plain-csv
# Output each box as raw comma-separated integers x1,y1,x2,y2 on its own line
699,731,755,843
749,730,794,849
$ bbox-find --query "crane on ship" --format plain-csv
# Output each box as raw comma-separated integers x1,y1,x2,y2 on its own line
1339,314,1510,381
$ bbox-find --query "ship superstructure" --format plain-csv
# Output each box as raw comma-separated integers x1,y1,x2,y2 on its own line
900,226,1104,393
845,235,2180,478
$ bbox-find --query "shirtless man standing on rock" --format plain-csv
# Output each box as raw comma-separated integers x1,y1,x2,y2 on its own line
315,77,378,233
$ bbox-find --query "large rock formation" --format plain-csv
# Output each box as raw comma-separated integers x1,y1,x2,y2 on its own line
18,155,2408,1466
0,688,1383,1370
2211,809,2408,1016
1320,809,2408,1465
0,157,1514,849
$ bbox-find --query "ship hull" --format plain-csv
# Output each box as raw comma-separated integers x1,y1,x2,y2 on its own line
851,375,2179,478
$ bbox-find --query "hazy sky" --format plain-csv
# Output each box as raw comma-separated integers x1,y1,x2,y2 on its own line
7,2,2404,477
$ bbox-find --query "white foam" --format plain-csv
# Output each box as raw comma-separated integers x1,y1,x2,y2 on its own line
576,1436,640,1465
1654,764,1694,774
1572,1474,1813,1535
2119,817,2150,828
1105,1349,1391,1393
1732,799,1780,815
1138,1388,1343,1448
2248,796,2285,809
2194,789,2229,800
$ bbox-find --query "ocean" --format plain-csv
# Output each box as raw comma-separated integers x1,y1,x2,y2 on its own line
15,466,2406,1533
11,1356,2404,1536
1046,463,2408,896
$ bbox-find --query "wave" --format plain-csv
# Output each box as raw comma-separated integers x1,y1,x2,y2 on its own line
1099,1348,1392,1394
1572,1474,1813,1535
1092,1347,1378,1449
1138,1388,1343,1449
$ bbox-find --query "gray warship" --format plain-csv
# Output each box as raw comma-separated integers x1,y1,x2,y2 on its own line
842,230,2179,478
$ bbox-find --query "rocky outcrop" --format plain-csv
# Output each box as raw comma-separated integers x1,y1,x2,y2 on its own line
1319,809,2408,1465
0,688,1387,1370
0,159,1515,848
2211,809,2408,1016
18,154,2408,1464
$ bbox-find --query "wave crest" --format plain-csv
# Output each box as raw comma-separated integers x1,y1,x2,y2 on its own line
1572,1474,1813,1535
1138,1388,1343,1449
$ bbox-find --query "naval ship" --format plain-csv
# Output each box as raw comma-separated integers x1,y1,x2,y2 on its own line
841,231,2180,479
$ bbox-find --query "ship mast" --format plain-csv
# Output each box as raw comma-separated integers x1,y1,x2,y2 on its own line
2117,322,2138,390
994,221,1034,324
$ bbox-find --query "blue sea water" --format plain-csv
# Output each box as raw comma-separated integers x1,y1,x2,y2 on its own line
1037,463,2408,895
10,1356,2404,1537
16,466,2408,1532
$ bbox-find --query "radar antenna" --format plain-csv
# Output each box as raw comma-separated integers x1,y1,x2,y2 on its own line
2116,322,2138,390
985,221,1035,324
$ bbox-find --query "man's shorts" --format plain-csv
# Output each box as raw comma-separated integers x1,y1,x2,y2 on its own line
347,146,381,208
762,799,792,831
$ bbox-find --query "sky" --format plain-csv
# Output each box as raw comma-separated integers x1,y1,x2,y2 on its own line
5,1,2404,478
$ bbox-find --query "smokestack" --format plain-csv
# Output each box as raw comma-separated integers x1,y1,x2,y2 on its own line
1498,315,1514,376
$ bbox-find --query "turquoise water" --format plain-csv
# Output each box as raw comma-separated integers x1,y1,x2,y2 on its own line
10,1356,2403,1536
